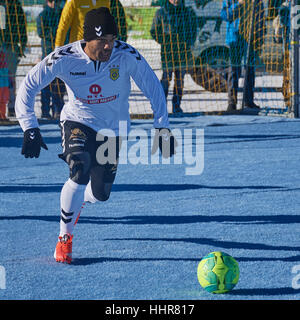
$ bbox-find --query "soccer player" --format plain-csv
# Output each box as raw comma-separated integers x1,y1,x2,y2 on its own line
15,7,175,264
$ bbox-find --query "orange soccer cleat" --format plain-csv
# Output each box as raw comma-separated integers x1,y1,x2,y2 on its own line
54,234,73,264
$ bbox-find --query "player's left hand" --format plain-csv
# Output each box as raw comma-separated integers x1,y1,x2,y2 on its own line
21,128,48,158
151,128,177,158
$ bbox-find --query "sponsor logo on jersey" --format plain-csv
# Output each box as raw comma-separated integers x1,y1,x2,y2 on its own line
70,71,86,76
76,94,119,105
109,67,119,81
89,84,102,95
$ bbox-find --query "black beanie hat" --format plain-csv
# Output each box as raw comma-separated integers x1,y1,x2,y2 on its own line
83,7,118,41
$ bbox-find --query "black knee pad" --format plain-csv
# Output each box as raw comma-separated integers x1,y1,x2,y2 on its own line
92,187,110,201
66,151,91,185
90,164,118,201
91,182,113,202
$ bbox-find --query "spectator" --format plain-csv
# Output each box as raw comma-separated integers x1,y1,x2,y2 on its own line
0,50,9,120
150,0,197,113
0,0,27,118
221,0,265,111
37,0,66,119
54,0,127,47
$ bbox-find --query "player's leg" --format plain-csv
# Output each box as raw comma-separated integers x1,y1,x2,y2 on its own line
51,78,65,119
59,176,88,237
243,46,259,108
85,162,118,203
0,87,9,119
172,69,185,113
227,42,242,111
6,48,18,117
40,85,51,118
160,70,172,101
55,121,95,263
84,136,120,203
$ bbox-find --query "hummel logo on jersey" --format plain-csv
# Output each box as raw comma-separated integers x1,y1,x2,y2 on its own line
115,41,142,61
46,47,75,67
95,26,102,37
70,71,86,76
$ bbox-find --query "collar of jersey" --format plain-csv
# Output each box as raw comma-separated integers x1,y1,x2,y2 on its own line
77,40,115,64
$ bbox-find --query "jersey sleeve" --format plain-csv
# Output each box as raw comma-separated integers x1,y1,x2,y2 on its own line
126,47,169,129
15,51,63,131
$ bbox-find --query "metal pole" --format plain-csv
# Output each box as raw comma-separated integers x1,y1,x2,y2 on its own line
291,0,300,117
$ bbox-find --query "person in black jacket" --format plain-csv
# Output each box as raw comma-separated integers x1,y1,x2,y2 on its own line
150,0,197,113
0,0,27,118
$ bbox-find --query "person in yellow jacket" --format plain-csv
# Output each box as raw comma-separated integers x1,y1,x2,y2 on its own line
55,0,127,47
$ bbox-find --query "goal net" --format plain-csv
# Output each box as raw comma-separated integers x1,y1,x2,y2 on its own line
0,0,295,119
127,0,292,117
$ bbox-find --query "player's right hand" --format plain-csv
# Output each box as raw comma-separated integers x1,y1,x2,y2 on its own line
21,128,48,158
151,128,178,159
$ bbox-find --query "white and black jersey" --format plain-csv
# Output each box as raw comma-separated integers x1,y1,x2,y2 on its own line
15,40,169,134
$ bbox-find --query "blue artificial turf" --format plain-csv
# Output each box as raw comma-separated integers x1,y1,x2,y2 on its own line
1,115,300,299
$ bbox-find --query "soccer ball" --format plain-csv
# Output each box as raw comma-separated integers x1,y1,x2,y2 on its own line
197,251,239,294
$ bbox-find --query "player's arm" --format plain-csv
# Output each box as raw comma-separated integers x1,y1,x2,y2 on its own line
55,0,75,47
15,51,62,158
127,49,177,158
128,50,169,128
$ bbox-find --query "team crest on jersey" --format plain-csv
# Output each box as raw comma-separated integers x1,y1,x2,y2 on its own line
109,67,119,81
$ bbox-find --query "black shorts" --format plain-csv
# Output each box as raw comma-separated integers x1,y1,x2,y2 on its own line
59,120,121,200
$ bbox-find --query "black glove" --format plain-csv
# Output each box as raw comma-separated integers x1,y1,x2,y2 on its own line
21,128,48,158
151,128,177,159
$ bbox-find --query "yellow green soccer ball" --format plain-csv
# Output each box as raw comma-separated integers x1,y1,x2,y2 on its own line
197,251,239,294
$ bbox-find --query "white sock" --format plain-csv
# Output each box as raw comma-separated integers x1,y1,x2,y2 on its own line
59,179,86,237
84,181,98,203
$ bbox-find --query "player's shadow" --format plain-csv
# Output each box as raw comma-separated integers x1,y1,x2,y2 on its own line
112,184,285,192
80,213,300,226
0,183,286,193
2,213,300,228
103,237,300,253
2,213,300,254
0,136,61,148
73,256,300,297
71,255,300,267
0,183,64,193
204,133,300,145
227,287,300,296
71,256,198,266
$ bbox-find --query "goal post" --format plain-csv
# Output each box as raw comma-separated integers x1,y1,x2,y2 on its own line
291,0,300,118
